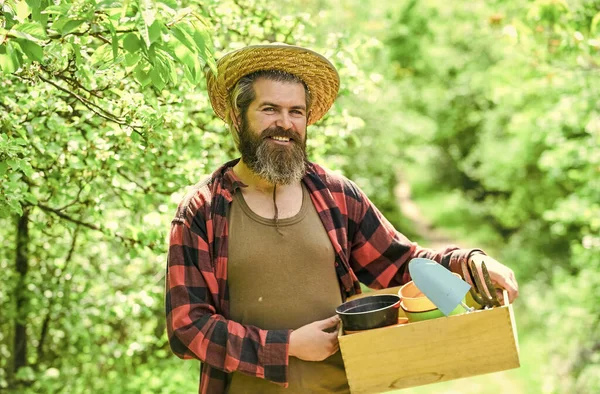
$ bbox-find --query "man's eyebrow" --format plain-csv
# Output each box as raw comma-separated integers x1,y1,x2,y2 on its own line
258,102,306,110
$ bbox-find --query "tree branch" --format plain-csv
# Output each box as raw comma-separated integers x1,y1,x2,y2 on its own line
116,168,177,196
91,33,111,45
31,75,144,137
37,204,156,250
283,19,300,44
117,168,150,193
46,27,136,41
45,67,103,98
38,75,122,121
53,176,93,212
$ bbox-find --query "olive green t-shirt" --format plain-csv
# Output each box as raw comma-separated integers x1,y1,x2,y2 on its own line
225,183,350,393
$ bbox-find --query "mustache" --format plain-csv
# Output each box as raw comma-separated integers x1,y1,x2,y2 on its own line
261,126,301,141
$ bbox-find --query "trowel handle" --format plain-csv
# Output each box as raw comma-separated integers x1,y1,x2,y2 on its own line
461,301,475,313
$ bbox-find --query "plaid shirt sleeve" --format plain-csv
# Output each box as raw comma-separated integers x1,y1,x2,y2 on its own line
165,193,292,387
345,180,483,289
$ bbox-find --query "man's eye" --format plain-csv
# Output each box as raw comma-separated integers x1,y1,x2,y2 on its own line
263,107,275,112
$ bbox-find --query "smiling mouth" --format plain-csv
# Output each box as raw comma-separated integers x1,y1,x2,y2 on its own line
268,136,292,143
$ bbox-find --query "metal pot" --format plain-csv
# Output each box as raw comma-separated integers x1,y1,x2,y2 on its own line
336,294,401,332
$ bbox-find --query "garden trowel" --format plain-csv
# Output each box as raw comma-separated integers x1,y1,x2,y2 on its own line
408,258,474,316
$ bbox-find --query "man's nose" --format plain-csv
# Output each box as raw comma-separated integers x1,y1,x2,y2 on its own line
276,111,293,130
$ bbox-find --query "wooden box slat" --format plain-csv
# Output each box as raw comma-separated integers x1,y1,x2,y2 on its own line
338,287,520,394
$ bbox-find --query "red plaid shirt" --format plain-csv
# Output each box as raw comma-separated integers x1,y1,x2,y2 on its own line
165,159,481,393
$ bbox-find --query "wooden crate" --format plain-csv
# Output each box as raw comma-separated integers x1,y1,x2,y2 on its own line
338,287,520,394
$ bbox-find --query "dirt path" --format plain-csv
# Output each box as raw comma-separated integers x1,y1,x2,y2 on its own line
394,175,454,251
387,175,527,394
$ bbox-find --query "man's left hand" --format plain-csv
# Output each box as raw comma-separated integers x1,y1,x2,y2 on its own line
468,253,519,304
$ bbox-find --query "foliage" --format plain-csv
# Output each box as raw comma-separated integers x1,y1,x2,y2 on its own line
386,0,600,392
3,0,598,392
274,0,422,239
0,0,369,391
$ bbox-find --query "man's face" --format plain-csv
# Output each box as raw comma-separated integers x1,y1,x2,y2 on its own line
237,78,308,185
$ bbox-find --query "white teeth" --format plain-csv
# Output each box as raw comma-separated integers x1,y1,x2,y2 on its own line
271,136,290,142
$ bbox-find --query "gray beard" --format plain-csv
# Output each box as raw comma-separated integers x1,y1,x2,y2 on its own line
238,122,307,185
251,143,306,185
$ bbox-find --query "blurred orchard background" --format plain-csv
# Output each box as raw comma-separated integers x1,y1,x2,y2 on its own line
1,0,599,392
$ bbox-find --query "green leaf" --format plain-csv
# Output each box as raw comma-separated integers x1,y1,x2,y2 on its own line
141,0,156,27
0,43,22,73
154,55,170,82
148,20,163,45
182,21,212,54
192,28,207,53
162,55,177,84
170,25,196,53
9,172,22,182
149,66,165,90
120,0,131,18
15,1,32,22
591,12,600,36
25,0,41,9
21,162,33,177
30,2,48,25
8,29,42,43
72,42,82,66
7,199,23,216
112,37,119,60
24,192,37,204
42,5,70,16
14,22,47,40
138,20,151,48
144,42,156,65
123,52,141,67
13,133,27,143
136,0,158,48
16,39,43,62
61,20,86,36
172,43,198,83
178,22,216,75
90,44,112,66
158,0,178,10
105,22,118,60
50,17,69,34
123,33,142,54
134,63,151,86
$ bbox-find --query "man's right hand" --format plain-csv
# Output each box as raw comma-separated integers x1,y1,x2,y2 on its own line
289,315,340,361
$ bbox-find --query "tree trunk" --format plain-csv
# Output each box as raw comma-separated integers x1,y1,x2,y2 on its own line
14,210,29,373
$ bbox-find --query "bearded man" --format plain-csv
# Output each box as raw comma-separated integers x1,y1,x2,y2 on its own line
165,44,519,394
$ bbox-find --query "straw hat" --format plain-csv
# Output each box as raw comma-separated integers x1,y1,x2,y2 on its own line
206,44,340,125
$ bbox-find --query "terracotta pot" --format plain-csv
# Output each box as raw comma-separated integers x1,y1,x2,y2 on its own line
399,273,463,312
398,281,437,312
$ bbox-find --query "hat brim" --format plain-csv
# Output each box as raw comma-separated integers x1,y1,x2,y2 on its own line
206,44,340,126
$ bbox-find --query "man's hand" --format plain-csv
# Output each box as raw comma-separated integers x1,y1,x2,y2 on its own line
469,253,519,304
289,315,340,361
